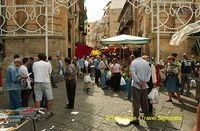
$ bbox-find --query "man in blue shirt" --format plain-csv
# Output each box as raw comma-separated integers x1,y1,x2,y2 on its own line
130,50,152,125
93,56,101,86
180,54,195,96
77,57,85,78
5,58,27,109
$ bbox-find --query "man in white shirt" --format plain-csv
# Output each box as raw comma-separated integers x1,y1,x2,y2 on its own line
57,56,64,77
33,53,54,118
19,57,31,107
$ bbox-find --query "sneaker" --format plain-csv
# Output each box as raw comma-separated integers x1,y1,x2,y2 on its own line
46,112,55,119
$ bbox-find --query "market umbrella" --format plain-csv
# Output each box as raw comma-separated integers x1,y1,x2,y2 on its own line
170,21,200,45
101,34,150,60
75,43,93,58
101,34,151,45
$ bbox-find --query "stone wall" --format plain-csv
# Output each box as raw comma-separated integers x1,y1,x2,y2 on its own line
1,36,66,78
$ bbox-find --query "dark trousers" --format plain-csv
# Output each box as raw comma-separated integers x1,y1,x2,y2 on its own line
132,87,149,118
112,73,121,91
21,89,30,107
95,69,101,85
50,74,56,88
127,79,132,99
147,82,153,114
181,73,190,93
148,88,153,114
66,79,76,108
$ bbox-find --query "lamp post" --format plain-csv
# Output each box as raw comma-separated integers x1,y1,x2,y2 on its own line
156,0,160,64
45,0,48,57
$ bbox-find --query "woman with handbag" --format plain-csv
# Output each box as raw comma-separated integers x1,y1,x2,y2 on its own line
110,58,122,92
164,56,182,102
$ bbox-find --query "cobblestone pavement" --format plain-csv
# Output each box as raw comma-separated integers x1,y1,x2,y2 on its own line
0,78,198,131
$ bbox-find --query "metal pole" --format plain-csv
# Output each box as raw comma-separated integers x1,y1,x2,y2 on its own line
45,0,48,57
123,47,124,62
156,0,160,64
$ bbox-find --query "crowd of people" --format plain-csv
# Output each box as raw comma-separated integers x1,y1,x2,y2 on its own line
4,53,69,119
73,50,199,125
4,50,200,127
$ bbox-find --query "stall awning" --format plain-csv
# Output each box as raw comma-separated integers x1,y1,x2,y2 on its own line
75,43,93,58
170,21,200,45
101,34,151,45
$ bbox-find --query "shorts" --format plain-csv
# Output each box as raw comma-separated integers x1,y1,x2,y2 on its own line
34,82,53,101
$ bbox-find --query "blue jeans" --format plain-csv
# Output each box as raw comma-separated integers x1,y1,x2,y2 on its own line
9,90,22,109
100,71,107,88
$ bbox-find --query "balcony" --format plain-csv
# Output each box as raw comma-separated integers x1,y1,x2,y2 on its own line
118,5,133,33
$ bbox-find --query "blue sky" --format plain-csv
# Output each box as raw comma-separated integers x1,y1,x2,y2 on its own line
85,0,111,22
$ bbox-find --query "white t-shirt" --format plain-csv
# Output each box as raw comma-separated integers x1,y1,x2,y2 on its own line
19,65,31,89
85,60,89,67
19,65,29,75
33,60,52,83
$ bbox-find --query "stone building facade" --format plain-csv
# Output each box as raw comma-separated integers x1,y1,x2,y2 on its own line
0,0,86,74
88,0,200,62
86,0,125,49
117,0,200,62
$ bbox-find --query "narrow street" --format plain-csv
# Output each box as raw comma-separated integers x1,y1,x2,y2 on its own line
0,78,197,131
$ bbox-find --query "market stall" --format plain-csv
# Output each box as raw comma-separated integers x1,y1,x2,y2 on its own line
100,34,151,60
0,107,44,131
170,21,200,103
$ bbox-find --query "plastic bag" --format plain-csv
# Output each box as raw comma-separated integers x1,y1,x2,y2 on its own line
190,79,197,87
120,77,126,86
106,71,112,79
84,74,92,83
59,69,63,76
160,70,166,81
148,88,159,104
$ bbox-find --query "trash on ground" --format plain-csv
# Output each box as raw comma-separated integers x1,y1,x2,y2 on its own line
50,125,55,130
114,116,131,126
70,111,79,115
127,110,131,113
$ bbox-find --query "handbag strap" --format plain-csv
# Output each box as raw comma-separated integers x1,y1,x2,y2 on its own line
103,60,109,69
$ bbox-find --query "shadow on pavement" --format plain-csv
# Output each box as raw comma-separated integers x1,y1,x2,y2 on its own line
160,91,198,113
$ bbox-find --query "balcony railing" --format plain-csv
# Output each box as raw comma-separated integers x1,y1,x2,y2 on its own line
118,5,133,33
